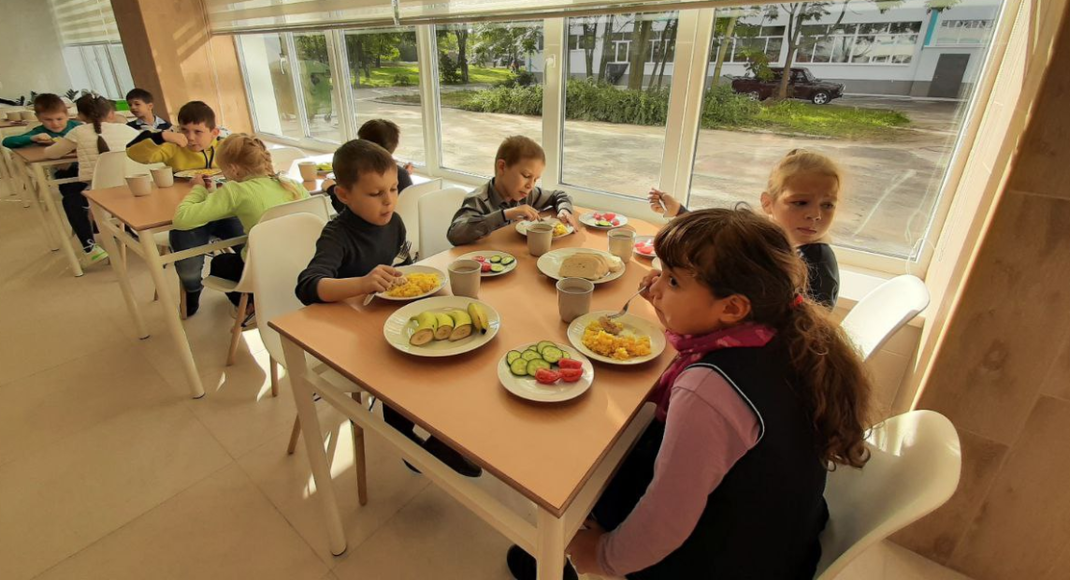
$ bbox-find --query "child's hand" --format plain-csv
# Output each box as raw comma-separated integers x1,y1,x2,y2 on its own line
359,265,404,295
31,134,54,144
162,131,188,148
648,188,681,217
320,178,336,193
504,205,540,223
640,270,661,302
557,209,578,228
403,162,414,175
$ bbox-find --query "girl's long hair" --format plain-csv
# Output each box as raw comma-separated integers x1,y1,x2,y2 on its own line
75,95,112,155
654,207,872,468
216,133,303,200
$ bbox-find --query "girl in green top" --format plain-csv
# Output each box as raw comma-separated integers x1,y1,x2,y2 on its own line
173,133,308,310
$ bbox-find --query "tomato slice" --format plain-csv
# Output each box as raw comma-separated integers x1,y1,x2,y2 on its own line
611,219,620,226
474,256,486,262
535,369,561,385
481,262,492,272
604,213,616,220
593,212,603,220
558,358,583,370
559,368,583,382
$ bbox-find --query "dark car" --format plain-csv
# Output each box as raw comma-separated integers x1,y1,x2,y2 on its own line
731,67,845,105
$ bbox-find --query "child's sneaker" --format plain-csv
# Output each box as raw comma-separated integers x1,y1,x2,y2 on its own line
85,245,109,263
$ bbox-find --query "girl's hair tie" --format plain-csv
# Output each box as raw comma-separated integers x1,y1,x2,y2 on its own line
792,294,805,308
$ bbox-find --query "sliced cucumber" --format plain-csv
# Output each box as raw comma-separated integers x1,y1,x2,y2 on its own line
489,255,502,263
536,341,557,354
500,256,515,266
521,350,543,362
542,346,563,364
506,350,523,365
559,347,571,359
490,264,504,273
510,358,530,376
526,359,552,376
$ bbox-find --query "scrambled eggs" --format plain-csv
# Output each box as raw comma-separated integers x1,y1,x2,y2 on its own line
384,273,440,298
582,321,652,360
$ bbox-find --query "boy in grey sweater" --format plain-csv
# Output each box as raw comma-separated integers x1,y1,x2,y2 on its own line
447,135,576,245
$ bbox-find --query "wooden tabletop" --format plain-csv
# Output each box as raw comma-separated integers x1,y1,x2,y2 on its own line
12,145,76,164
269,215,674,516
0,120,31,130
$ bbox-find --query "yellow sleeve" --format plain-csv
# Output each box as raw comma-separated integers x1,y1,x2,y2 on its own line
126,138,172,165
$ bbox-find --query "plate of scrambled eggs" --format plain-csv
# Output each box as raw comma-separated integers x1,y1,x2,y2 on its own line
377,266,447,301
567,311,665,365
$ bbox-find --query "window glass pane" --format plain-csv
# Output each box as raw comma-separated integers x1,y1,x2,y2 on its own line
294,32,342,143
561,11,679,196
63,46,93,95
82,46,109,97
108,44,135,97
236,33,303,140
94,46,120,99
434,20,544,177
690,0,1003,259
343,28,426,165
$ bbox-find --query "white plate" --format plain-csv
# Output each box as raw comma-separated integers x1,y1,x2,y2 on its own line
536,248,626,284
497,343,594,403
457,250,518,278
633,235,656,259
515,218,574,238
579,211,629,230
383,296,500,358
567,311,666,365
174,168,222,179
651,257,662,270
377,265,448,301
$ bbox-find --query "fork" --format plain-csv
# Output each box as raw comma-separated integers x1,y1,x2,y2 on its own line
607,283,649,320
363,240,413,306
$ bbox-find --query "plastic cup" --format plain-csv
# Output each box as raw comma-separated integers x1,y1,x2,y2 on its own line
448,259,482,299
527,223,554,257
298,161,317,181
126,174,153,197
20,110,35,121
608,228,636,263
557,277,594,323
151,167,174,188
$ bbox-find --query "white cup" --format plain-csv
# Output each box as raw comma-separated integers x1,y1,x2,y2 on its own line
126,174,153,197
6,111,21,121
20,110,35,121
608,228,636,263
151,166,174,188
527,222,554,257
448,259,482,299
298,161,317,181
557,277,595,323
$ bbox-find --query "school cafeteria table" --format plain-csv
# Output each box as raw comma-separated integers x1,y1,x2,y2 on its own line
85,176,327,398
10,145,84,276
271,216,672,579
286,153,432,194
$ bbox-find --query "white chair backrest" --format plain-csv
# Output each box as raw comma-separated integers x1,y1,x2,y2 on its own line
269,146,306,174
259,194,332,223
815,410,961,579
393,177,443,256
248,212,327,365
840,275,929,361
417,187,467,259
91,151,152,190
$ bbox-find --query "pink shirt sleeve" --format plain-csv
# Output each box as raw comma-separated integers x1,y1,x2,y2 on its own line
596,366,761,576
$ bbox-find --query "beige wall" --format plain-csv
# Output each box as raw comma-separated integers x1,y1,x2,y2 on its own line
0,0,71,100
110,0,252,133
892,1,1070,578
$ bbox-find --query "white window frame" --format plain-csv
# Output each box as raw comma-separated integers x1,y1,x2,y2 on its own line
235,0,1018,278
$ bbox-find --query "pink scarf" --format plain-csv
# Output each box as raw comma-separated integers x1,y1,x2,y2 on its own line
652,323,776,421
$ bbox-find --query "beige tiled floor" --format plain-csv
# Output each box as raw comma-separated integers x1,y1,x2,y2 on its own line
0,193,973,580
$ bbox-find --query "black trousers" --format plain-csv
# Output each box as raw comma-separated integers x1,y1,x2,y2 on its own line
208,252,247,306
383,405,419,442
56,168,95,251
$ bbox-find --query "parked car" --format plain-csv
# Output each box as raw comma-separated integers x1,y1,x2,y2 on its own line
731,67,845,105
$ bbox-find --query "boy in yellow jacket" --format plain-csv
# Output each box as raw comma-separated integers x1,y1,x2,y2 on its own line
127,101,239,316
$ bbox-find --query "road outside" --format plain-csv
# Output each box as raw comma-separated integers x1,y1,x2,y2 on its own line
296,88,964,258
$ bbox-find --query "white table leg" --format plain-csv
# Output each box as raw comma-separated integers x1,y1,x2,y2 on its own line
536,508,566,580
282,337,348,556
91,203,148,340
140,232,205,399
31,163,83,277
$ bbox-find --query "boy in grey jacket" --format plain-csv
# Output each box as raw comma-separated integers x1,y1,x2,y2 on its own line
447,135,576,245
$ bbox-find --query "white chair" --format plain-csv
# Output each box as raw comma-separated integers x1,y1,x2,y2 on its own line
393,177,443,258
268,146,306,174
840,275,929,361
815,410,961,579
203,194,333,367
417,187,468,259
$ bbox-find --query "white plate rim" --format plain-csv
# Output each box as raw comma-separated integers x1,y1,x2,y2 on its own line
535,248,626,284
566,310,666,365
174,168,222,179
456,250,518,278
383,296,500,358
515,218,575,238
633,235,656,259
376,265,448,301
579,211,630,230
497,343,594,403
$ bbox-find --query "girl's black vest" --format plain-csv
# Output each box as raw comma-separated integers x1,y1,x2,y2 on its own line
634,339,829,579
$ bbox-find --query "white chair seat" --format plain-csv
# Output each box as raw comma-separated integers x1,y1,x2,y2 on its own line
202,275,240,294
153,231,170,249
840,275,929,361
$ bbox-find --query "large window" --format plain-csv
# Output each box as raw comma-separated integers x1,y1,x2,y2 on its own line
933,19,995,45
236,34,303,140
562,11,681,196
294,33,342,143
62,43,134,100
434,21,545,177
688,0,1001,259
342,28,426,165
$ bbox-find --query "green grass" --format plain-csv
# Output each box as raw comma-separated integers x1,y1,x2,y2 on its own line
749,102,912,140
350,64,513,87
